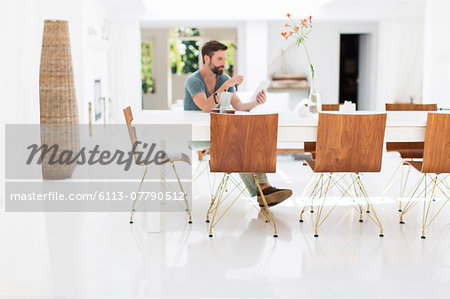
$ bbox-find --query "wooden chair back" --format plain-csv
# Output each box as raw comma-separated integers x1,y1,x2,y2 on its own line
385,103,437,111
422,113,450,173
210,113,278,173
321,104,341,111
314,113,387,173
123,106,137,147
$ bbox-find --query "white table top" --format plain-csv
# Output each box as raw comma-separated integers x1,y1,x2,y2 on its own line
133,110,440,142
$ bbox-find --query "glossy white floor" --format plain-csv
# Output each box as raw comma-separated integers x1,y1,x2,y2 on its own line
1,153,449,298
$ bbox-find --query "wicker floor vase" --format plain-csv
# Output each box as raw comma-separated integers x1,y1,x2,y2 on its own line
39,20,79,180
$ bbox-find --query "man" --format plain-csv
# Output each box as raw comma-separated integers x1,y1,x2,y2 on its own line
184,40,292,207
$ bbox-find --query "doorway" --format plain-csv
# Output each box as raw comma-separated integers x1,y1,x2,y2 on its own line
339,34,360,108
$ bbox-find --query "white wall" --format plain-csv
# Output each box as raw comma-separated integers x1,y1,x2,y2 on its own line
172,74,190,103
376,17,424,111
240,21,269,91
423,0,450,108
1,0,113,125
107,20,142,119
1,0,85,125
267,21,378,106
0,0,113,204
84,0,109,124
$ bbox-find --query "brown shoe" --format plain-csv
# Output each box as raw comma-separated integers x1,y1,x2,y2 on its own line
257,187,293,207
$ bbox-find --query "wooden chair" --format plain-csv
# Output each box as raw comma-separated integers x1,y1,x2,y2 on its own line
301,104,340,161
207,113,279,237
398,113,450,239
299,103,341,206
321,104,342,111
385,103,438,111
299,113,387,237
383,103,438,211
123,106,193,224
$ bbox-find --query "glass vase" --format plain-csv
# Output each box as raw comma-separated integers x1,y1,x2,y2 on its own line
308,77,322,113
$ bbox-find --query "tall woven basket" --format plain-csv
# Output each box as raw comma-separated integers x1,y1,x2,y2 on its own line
39,20,80,179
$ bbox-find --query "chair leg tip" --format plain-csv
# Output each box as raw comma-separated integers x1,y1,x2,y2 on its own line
379,234,384,237
421,236,426,239
310,210,314,213
359,219,363,223
209,234,213,238
273,234,278,238
129,221,133,224
188,221,192,224
398,209,402,212
299,219,304,223
205,220,210,223
366,211,370,213
314,234,319,238
400,221,405,224
265,220,269,223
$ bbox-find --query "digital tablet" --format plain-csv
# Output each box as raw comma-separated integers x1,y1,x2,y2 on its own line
249,80,271,102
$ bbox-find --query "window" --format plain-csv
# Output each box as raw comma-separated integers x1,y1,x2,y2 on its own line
170,27,201,74
169,27,235,76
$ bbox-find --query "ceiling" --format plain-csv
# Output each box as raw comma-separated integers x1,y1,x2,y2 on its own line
104,0,426,23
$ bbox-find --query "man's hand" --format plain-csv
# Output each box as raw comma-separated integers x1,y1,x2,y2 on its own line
256,90,267,105
228,75,244,87
219,75,244,92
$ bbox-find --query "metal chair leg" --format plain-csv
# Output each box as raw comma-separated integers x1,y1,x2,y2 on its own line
254,175,278,237
130,166,148,224
205,174,227,223
172,162,193,224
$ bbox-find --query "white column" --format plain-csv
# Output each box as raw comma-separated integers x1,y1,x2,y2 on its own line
141,28,171,110
107,20,142,122
423,0,450,108
239,21,268,92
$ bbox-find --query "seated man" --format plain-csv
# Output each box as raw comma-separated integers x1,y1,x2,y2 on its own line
184,40,292,207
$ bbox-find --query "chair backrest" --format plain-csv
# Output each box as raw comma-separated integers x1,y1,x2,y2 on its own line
210,113,278,173
123,106,137,147
314,113,387,173
385,103,437,111
422,113,450,173
321,104,341,111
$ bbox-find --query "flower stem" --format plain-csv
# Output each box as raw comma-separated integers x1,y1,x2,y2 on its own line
302,42,314,82
302,42,317,105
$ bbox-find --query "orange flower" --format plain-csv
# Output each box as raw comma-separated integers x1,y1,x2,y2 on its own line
301,19,307,26
284,24,289,27
281,32,286,37
294,26,299,31
287,13,291,18
289,31,293,36
309,16,312,21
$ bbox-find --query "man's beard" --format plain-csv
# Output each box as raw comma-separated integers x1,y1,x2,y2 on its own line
209,63,223,75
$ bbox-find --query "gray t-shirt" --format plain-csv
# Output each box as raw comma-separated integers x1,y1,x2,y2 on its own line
183,70,236,111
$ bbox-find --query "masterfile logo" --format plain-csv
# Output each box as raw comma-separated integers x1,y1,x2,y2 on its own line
5,124,192,212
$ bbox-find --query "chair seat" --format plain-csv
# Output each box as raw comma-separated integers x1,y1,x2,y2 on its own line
306,160,315,170
386,142,424,159
405,160,423,172
398,149,424,159
166,152,191,165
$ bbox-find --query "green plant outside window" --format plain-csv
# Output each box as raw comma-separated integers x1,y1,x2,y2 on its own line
170,27,235,76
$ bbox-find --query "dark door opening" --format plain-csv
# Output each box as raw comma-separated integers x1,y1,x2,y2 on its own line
339,34,359,108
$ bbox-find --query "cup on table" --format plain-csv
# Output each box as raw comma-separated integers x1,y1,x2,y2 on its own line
218,91,232,113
